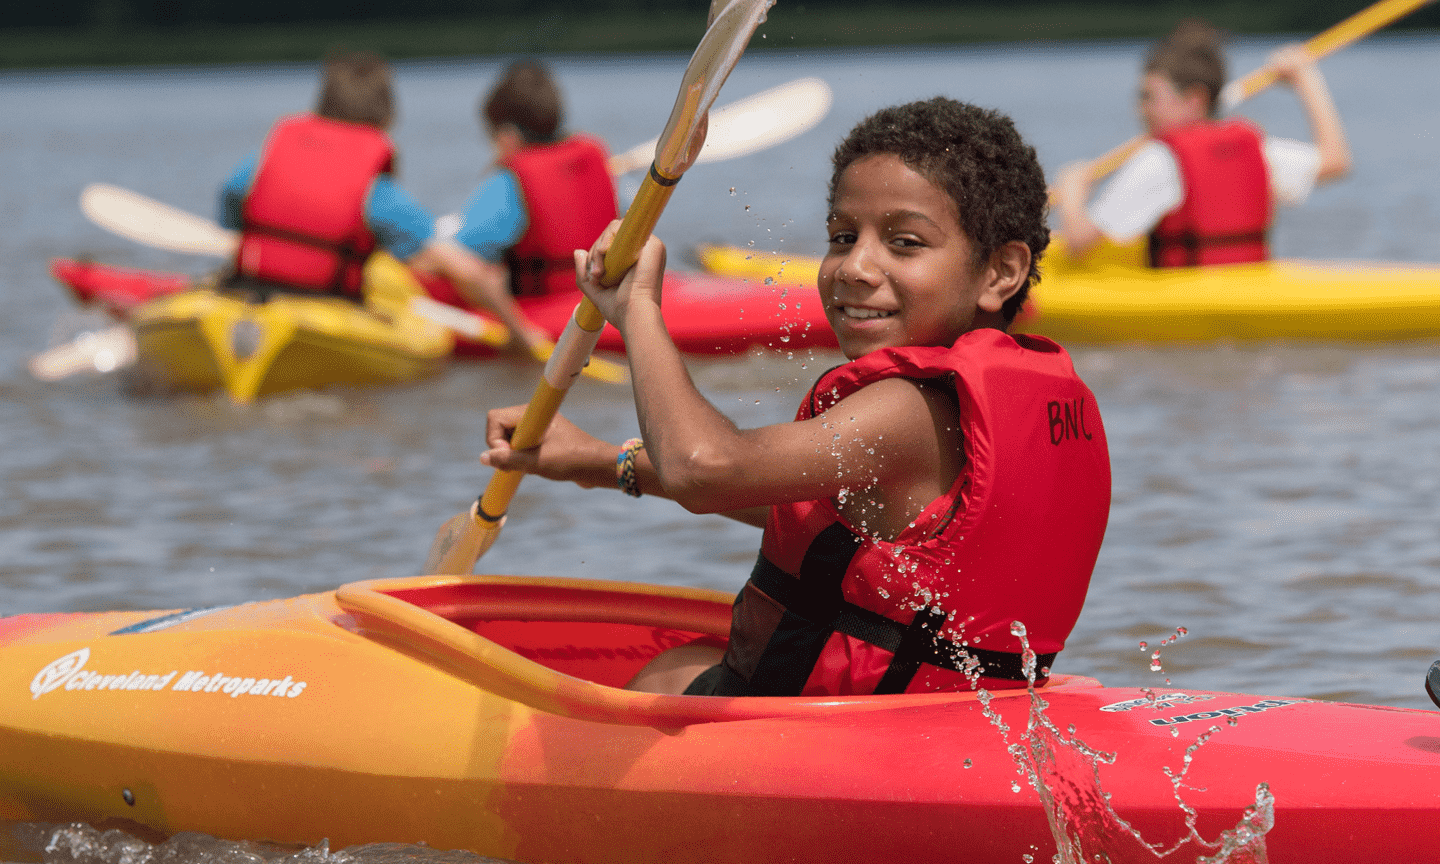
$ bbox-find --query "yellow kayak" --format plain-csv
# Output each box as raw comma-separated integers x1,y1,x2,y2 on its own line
129,254,453,403
696,241,1440,342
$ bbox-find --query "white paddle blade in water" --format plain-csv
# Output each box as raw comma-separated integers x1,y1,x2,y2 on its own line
28,325,138,381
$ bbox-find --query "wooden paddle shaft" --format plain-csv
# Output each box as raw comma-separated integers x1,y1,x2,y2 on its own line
1224,0,1435,106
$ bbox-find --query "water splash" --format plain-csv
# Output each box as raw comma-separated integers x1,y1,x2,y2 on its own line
9,823,518,864
975,623,1274,863
1145,627,1189,683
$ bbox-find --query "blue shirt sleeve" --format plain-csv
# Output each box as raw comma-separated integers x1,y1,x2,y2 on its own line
219,153,258,230
455,171,528,263
364,176,436,262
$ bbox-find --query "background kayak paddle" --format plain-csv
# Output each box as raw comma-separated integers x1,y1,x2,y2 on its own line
605,75,831,175
422,0,777,575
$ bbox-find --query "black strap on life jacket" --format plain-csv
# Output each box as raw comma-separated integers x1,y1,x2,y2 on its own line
240,219,366,297
741,522,1054,696
1147,228,1268,268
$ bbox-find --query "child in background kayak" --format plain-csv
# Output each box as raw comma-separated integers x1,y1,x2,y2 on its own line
1053,19,1351,267
218,50,546,353
482,97,1112,697
433,59,619,301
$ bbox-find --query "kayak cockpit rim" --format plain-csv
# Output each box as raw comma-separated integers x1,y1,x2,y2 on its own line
333,574,1101,729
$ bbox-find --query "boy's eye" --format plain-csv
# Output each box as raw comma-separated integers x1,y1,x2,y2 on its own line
891,235,925,249
828,231,856,245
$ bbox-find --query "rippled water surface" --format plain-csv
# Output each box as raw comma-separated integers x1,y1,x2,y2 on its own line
3,32,1440,859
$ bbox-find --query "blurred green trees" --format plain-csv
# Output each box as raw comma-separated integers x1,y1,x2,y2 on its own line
3,0,1436,68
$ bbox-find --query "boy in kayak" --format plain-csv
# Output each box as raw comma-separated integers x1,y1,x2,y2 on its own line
219,50,546,353
481,97,1112,697
1053,19,1351,267
435,60,619,300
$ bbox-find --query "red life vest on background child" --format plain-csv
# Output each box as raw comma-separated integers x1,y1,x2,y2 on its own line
1149,119,1271,268
502,135,618,297
718,330,1111,697
237,114,395,298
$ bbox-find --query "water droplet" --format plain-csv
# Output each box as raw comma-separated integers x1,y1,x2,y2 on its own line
1138,641,1148,651
728,187,736,195
1010,780,1021,793
744,205,751,211
779,335,790,343
963,758,972,768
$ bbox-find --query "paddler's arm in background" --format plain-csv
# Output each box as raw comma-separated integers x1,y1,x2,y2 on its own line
1054,144,1183,258
1052,162,1107,258
371,177,547,354
429,171,549,354
407,240,548,355
1268,44,1351,183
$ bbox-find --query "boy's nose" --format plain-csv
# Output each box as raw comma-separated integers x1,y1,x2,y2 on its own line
836,239,882,286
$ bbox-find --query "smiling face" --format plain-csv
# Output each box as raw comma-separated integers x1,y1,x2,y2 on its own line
819,153,1012,360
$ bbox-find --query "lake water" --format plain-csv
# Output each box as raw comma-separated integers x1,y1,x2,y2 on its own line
3,31,1440,861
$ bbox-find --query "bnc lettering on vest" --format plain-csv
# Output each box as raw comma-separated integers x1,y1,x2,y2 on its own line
1047,396,1094,445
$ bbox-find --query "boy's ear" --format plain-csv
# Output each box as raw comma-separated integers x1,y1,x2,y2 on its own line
977,240,1031,313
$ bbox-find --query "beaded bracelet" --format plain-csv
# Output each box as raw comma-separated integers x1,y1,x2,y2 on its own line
616,437,645,498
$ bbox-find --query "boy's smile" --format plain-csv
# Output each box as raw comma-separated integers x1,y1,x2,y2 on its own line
820,153,1012,360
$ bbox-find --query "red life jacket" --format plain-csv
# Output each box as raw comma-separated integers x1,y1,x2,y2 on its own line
713,330,1111,697
1149,119,1272,268
502,135,618,297
237,114,395,298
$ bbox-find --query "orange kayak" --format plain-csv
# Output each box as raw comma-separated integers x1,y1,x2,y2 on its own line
3,573,1439,862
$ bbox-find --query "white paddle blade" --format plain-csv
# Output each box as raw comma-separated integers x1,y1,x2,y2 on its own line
81,183,239,258
693,77,832,165
608,74,826,175
28,326,138,381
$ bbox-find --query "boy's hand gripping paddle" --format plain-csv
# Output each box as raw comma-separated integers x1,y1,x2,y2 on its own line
422,0,777,575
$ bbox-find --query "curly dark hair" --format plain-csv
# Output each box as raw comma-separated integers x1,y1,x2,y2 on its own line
829,97,1049,323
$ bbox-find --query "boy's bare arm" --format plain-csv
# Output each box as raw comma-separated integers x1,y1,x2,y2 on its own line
409,239,549,353
1052,163,1107,257
1270,44,1351,183
618,309,958,534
